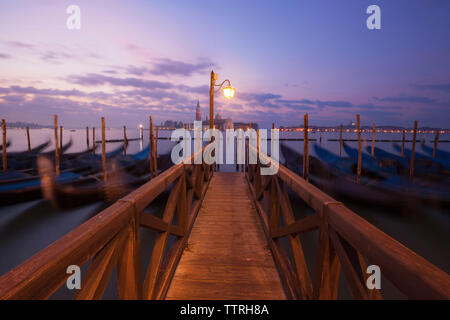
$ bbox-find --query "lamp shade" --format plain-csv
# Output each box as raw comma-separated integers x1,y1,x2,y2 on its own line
223,86,235,99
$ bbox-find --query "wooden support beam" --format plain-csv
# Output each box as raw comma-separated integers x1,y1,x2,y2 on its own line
275,178,313,299
271,214,320,239
117,213,143,300
313,213,340,299
74,228,128,300
143,176,183,299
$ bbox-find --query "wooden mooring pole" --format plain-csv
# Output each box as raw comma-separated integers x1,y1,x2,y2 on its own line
339,124,343,157
433,130,439,158
356,114,362,183
154,126,158,176
150,116,154,178
303,114,309,181
54,115,60,176
410,120,418,179
1,119,6,172
59,126,63,153
86,126,89,149
241,124,244,173
92,127,96,154
101,117,107,181
401,130,406,157
26,126,31,152
155,126,158,156
123,125,127,155
271,122,275,157
371,123,376,157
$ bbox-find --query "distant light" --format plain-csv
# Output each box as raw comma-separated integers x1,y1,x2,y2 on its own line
139,124,143,128
223,86,235,99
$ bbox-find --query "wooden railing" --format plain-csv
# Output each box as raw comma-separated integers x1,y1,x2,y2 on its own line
245,143,450,300
0,146,213,300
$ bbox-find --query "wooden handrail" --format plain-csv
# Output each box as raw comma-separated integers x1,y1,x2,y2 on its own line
0,144,213,300
246,143,450,299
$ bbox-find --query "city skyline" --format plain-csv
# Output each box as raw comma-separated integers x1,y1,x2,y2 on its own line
0,1,449,129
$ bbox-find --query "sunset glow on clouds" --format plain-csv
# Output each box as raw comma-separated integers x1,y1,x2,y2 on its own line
0,0,449,128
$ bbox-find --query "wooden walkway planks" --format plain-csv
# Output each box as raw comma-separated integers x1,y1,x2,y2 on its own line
166,172,286,300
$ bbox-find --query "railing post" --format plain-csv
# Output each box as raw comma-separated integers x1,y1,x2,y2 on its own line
313,204,341,299
117,203,143,300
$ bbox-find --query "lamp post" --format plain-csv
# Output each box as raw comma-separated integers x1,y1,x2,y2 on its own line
209,70,235,172
209,70,236,131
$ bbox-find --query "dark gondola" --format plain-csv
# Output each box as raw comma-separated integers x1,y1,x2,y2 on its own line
0,141,11,150
41,151,173,209
281,143,399,207
311,143,450,208
421,144,450,160
0,145,149,206
366,145,443,181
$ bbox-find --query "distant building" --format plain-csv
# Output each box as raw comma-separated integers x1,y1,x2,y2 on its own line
233,122,258,131
196,100,201,121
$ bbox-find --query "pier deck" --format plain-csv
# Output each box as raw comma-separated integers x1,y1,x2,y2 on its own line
166,172,286,300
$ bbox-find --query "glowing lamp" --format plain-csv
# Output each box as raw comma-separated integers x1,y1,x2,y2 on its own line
223,86,235,99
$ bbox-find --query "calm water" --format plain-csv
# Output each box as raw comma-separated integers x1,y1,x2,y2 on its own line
0,128,449,299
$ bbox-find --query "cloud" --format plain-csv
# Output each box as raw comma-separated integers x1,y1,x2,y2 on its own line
149,58,212,77
372,94,437,104
68,73,175,90
238,92,282,104
0,53,11,59
7,85,86,97
7,41,35,50
41,50,75,64
412,83,450,93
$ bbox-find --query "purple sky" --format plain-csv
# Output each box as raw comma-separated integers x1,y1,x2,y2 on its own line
0,0,449,128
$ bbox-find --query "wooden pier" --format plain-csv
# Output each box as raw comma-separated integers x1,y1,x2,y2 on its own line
0,143,449,300
167,172,285,300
